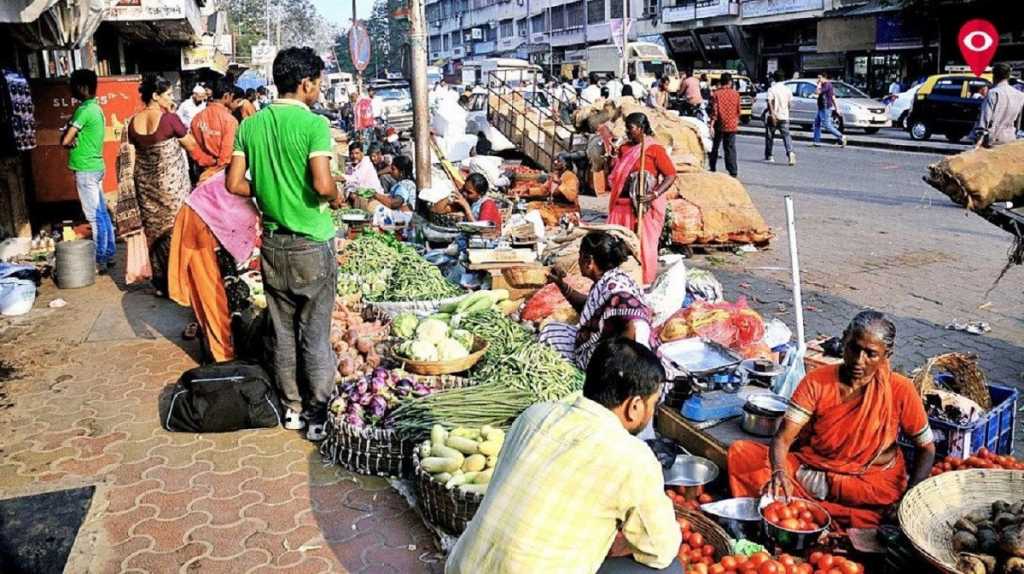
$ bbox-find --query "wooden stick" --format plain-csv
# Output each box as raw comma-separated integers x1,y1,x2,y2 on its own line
637,137,647,257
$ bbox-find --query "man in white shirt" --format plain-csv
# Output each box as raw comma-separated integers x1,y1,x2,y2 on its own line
369,87,385,124
606,76,623,103
628,73,647,103
581,74,601,105
177,84,207,128
764,70,795,165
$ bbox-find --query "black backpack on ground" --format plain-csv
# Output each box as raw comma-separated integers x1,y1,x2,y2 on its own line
164,361,281,433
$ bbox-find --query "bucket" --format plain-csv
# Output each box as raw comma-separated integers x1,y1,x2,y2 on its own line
55,240,96,289
0,278,36,316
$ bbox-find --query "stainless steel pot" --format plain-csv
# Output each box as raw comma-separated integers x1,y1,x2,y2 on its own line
740,393,788,437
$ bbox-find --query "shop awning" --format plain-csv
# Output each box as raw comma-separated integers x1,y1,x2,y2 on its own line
103,0,202,43
0,0,104,48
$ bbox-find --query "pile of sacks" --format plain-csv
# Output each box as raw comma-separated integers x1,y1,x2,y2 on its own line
925,140,1024,210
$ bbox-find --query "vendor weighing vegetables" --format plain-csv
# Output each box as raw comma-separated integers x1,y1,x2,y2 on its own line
728,311,936,528
539,231,656,371
450,173,502,233
446,338,682,574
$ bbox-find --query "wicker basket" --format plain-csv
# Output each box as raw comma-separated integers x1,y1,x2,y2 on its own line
392,337,489,376
321,373,475,478
367,293,467,320
673,505,733,560
501,266,550,289
413,451,486,535
898,468,1024,573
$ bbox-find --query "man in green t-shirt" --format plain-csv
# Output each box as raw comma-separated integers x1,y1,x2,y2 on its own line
227,47,342,441
62,69,116,270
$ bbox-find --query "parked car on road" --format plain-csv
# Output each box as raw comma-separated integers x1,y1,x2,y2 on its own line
886,84,922,129
904,73,1023,143
752,79,890,133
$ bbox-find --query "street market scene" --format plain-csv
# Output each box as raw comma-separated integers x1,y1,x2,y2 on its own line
3,0,1024,572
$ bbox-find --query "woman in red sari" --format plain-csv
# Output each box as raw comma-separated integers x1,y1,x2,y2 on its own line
607,113,677,285
728,311,935,528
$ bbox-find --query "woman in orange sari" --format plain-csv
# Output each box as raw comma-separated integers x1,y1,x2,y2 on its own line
607,113,677,285
728,311,935,528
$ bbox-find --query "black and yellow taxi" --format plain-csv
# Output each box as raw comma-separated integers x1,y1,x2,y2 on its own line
906,72,993,142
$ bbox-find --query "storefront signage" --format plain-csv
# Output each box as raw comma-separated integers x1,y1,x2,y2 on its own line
666,34,698,53
610,18,633,54
662,0,738,22
474,41,496,55
251,42,278,66
182,43,228,74
801,52,843,71
104,0,197,22
875,13,922,50
958,19,998,77
698,31,732,50
741,0,822,19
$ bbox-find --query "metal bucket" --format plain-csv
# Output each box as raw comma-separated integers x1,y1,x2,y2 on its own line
55,240,96,289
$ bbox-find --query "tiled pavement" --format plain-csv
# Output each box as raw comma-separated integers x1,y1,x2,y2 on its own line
0,274,444,573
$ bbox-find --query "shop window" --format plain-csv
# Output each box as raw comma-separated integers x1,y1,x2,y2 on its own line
551,5,565,30
610,0,623,19
587,0,605,23
567,2,584,28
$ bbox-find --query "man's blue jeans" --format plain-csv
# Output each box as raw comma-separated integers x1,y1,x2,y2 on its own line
813,109,844,143
74,170,116,264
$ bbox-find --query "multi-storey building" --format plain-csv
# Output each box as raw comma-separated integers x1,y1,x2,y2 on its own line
426,0,1023,97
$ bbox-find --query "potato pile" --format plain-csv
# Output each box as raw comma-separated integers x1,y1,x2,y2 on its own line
954,499,1024,574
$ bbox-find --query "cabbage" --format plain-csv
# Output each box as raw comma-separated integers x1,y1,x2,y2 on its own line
415,318,449,344
392,312,419,338
450,329,474,351
436,338,469,361
407,340,439,361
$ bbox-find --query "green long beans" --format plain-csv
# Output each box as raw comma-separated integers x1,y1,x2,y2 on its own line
337,231,460,302
389,310,585,438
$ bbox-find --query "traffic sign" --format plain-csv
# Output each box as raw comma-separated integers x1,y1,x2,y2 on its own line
958,19,998,77
349,21,371,72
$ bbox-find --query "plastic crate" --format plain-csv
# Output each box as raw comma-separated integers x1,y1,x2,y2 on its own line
900,383,1018,461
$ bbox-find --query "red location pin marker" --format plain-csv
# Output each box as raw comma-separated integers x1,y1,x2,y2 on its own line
958,19,999,76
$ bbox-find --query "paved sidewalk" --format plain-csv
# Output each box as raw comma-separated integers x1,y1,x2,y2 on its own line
0,274,444,573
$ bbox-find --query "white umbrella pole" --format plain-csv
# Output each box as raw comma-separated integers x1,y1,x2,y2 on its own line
785,195,806,352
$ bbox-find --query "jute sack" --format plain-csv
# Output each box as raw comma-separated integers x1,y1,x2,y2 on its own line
611,100,706,168
924,141,1024,210
544,223,643,285
666,172,773,246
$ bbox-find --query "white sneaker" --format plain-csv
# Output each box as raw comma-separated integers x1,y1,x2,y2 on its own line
840,136,848,147
284,408,305,430
788,152,796,166
306,421,327,442
765,156,775,163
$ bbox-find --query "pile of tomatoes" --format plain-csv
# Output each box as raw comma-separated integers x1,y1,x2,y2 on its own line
762,499,829,532
675,516,717,568
665,485,715,512
929,447,1024,477
680,551,864,574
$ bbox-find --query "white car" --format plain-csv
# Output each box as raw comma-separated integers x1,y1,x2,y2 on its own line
887,84,922,129
752,80,891,133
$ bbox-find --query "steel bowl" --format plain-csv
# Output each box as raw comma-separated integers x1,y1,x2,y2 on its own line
700,497,763,541
758,497,832,553
663,455,719,487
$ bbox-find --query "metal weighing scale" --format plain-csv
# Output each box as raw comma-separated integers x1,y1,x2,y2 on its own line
662,338,784,422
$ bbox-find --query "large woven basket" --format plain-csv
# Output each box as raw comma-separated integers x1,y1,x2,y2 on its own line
366,293,467,320
413,451,486,535
321,373,475,478
899,468,1024,573
673,504,733,560
392,337,489,376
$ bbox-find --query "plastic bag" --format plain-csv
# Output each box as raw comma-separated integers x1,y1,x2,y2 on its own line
655,297,765,350
686,268,723,303
647,260,687,326
773,344,806,399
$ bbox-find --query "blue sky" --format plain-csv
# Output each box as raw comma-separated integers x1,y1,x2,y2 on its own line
311,0,376,25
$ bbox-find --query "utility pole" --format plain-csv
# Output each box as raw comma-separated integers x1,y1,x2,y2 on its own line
621,0,629,80
353,0,363,93
410,0,432,190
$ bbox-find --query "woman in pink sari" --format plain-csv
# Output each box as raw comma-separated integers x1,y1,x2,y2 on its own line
607,112,677,285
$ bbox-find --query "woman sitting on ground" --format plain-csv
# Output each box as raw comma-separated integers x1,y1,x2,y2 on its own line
450,173,502,233
728,310,936,528
539,231,655,371
369,155,417,226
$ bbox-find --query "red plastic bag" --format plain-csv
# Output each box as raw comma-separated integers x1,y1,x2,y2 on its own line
655,297,765,351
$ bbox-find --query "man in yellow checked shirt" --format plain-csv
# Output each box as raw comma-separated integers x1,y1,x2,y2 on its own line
446,338,682,574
